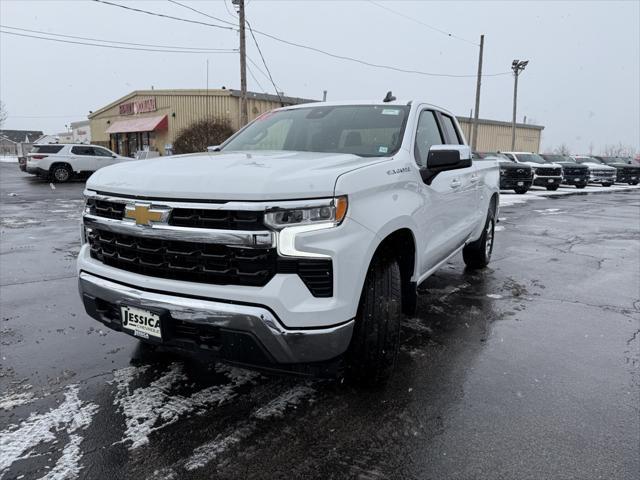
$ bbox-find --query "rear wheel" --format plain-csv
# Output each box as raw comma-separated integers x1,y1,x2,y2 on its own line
514,186,529,194
346,254,402,387
50,164,72,183
629,181,638,186
463,203,496,269
546,184,559,191
575,184,587,189
602,182,612,187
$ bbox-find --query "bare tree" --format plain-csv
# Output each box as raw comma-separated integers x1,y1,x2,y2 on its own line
553,144,571,156
173,117,234,155
601,142,635,157
0,101,7,129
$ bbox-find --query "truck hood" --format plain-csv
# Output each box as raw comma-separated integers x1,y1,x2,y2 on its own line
579,162,617,171
86,151,379,200
520,162,562,169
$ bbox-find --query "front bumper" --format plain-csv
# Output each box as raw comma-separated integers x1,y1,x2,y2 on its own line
533,176,563,187
500,178,532,189
562,175,589,185
588,173,616,183
79,271,354,365
614,171,639,183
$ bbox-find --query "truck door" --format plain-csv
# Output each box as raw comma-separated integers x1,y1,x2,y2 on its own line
436,112,480,236
413,109,471,274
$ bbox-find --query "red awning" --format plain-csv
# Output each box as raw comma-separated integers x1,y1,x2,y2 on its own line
105,115,168,134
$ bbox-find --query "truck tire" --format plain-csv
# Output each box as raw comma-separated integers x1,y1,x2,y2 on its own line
575,184,587,189
346,254,401,387
463,204,495,269
514,186,529,194
546,184,559,191
50,164,72,183
629,181,638,186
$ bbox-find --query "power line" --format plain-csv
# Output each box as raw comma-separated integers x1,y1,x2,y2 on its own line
0,30,238,54
246,55,269,81
1,25,237,52
93,0,236,30
246,63,266,93
94,0,510,78
367,0,478,47
167,0,237,27
246,20,283,104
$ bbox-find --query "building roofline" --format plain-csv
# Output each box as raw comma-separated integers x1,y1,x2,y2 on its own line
89,89,317,118
457,116,544,130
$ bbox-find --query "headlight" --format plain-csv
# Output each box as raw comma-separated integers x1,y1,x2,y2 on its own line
264,196,348,231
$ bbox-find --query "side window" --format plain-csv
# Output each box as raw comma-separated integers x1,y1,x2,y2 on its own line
94,147,113,157
71,146,95,156
414,110,443,167
440,114,462,144
504,153,516,161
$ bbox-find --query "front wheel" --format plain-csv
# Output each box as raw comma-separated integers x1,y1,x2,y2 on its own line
602,182,612,187
546,184,559,191
514,186,529,194
463,204,495,269
346,255,402,387
629,181,638,186
575,184,587,189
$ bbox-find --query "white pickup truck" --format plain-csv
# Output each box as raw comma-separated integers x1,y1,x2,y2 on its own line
77,98,499,385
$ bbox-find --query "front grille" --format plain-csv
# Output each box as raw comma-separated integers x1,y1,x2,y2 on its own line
592,170,616,176
562,167,588,176
171,209,264,230
87,198,264,231
88,228,333,296
503,167,532,179
89,199,126,219
535,167,562,176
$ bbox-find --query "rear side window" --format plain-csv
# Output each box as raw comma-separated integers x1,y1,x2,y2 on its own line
32,145,63,154
414,110,443,167
94,147,114,157
439,114,462,144
71,146,96,156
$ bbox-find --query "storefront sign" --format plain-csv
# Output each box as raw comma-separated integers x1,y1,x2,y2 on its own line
119,98,157,115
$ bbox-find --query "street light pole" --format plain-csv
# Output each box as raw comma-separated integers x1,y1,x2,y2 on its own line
510,59,528,151
471,34,484,151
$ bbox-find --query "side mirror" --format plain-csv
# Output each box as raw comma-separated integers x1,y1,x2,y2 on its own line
421,145,472,184
207,145,221,152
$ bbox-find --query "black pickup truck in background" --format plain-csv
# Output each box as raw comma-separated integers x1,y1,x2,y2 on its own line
473,152,533,194
592,156,640,185
541,154,589,189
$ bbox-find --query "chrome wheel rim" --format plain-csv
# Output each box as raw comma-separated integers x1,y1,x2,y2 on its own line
54,168,68,181
485,219,494,258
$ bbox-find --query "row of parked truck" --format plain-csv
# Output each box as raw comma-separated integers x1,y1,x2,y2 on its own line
473,152,639,194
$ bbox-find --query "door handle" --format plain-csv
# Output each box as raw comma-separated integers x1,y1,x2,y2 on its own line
449,179,462,188
470,174,480,183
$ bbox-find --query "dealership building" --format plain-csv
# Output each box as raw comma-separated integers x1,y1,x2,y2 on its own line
89,89,543,156
88,89,314,157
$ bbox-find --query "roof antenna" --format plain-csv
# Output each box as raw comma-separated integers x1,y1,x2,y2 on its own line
383,91,396,103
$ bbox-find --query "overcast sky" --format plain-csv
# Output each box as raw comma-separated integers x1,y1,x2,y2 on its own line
1,0,638,154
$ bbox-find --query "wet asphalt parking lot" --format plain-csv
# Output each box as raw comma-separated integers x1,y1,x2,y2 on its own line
1,162,639,480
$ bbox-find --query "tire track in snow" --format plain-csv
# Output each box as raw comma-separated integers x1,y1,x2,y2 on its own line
0,385,98,479
112,363,262,450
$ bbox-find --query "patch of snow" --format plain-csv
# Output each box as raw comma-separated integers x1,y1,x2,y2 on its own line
486,294,503,299
0,385,98,475
0,155,18,163
36,434,83,480
0,386,36,410
401,318,433,333
184,383,315,471
494,225,505,232
112,363,261,450
500,184,640,207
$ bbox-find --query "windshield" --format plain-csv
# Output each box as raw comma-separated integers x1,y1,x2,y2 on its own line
474,152,511,161
541,154,572,163
221,105,410,157
516,153,548,164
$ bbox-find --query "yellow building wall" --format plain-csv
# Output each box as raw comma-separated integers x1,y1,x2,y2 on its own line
457,118,542,153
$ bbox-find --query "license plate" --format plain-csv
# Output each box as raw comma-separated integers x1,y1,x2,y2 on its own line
575,177,580,181
517,181,524,186
632,177,637,180
548,178,555,183
121,305,162,340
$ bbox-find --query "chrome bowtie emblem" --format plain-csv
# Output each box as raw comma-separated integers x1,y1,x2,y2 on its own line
124,203,171,226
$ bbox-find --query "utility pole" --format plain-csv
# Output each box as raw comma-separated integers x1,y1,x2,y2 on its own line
471,34,484,151
236,0,248,127
510,59,529,150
